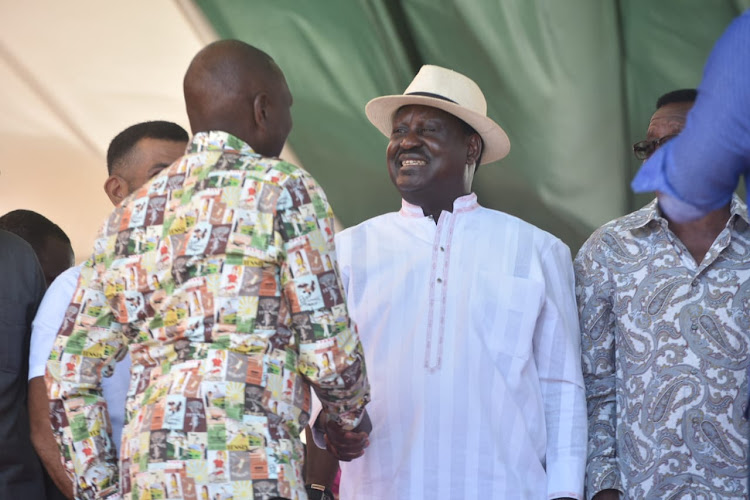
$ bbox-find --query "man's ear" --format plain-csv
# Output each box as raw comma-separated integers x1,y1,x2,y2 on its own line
104,175,128,205
253,92,269,131
467,133,482,166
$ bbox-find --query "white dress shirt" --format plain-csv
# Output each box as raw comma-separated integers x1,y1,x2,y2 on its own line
333,193,586,499
29,264,131,452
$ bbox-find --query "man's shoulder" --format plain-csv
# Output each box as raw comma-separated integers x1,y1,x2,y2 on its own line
268,158,307,180
0,229,38,273
270,159,330,196
189,144,310,186
0,229,45,298
0,229,35,259
576,203,656,261
336,212,400,244
477,206,567,252
43,264,83,304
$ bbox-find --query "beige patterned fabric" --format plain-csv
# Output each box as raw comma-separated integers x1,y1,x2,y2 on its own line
576,196,750,499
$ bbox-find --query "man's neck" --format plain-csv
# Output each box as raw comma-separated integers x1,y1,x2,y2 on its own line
420,197,460,223
661,200,732,265
405,191,470,224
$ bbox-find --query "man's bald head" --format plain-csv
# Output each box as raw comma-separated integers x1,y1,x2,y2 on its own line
184,40,293,158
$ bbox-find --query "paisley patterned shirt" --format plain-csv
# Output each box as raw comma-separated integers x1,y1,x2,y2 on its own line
46,131,370,500
575,196,750,499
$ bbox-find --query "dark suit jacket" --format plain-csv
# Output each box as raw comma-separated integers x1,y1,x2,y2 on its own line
0,230,47,498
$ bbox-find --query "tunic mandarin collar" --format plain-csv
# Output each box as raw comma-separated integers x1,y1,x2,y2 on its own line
399,192,480,218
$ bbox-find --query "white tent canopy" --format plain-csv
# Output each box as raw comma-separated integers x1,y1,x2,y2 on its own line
0,1,302,261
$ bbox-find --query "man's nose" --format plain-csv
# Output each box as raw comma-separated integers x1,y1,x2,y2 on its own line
400,129,422,149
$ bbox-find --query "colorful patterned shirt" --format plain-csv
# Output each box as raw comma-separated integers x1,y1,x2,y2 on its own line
575,196,750,499
46,131,370,500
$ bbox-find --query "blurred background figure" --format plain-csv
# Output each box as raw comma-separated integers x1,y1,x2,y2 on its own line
28,120,189,499
0,210,74,286
0,230,47,499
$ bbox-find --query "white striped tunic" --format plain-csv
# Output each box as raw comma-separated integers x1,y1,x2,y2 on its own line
332,193,586,499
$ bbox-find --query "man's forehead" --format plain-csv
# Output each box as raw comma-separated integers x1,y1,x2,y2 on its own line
649,102,693,123
646,102,693,137
112,138,186,180
135,136,186,152
133,137,186,160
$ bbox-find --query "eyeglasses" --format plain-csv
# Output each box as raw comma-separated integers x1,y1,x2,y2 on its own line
632,134,678,161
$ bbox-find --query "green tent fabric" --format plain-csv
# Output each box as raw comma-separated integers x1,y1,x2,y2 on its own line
195,0,749,252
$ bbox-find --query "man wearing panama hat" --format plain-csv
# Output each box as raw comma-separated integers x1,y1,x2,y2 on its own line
307,65,586,499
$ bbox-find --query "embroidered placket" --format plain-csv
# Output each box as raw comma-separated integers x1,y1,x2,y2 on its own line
424,212,456,372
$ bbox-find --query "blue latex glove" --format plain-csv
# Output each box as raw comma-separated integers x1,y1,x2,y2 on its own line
631,9,750,222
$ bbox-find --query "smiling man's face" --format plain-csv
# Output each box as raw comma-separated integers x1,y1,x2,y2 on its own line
386,105,476,201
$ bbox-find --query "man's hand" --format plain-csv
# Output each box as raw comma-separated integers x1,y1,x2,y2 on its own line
323,410,371,461
593,490,620,500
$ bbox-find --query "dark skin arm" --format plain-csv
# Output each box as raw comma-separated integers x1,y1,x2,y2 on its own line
28,377,74,499
304,426,339,487
303,412,370,491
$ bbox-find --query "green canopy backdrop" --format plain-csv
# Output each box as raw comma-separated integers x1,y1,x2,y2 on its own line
196,0,750,251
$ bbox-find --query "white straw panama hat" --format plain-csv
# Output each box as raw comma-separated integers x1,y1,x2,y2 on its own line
365,65,511,165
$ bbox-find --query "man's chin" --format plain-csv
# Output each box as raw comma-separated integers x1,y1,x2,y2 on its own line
393,175,428,191
395,182,425,196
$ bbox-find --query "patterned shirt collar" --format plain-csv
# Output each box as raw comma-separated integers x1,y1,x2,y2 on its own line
400,192,480,218
189,130,257,155
620,194,749,231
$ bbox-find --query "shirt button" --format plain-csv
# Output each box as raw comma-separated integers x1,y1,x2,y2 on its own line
437,278,443,283
440,246,445,251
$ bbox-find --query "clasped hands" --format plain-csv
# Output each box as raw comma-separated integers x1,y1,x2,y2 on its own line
315,410,372,461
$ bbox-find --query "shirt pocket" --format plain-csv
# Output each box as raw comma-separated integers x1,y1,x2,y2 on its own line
0,299,30,374
469,274,544,361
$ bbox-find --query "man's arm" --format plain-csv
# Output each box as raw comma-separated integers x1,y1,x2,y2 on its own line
277,169,370,434
28,266,81,499
29,378,73,499
533,239,587,500
45,261,125,498
574,232,622,500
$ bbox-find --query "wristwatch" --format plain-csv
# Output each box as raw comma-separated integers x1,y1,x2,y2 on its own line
305,483,334,500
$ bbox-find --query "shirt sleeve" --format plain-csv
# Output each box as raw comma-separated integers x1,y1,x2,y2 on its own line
534,239,587,500
29,266,81,380
631,9,750,220
45,257,125,498
574,231,623,499
534,240,586,499
277,169,370,430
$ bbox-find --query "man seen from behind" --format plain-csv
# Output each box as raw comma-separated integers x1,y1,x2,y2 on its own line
46,40,370,500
